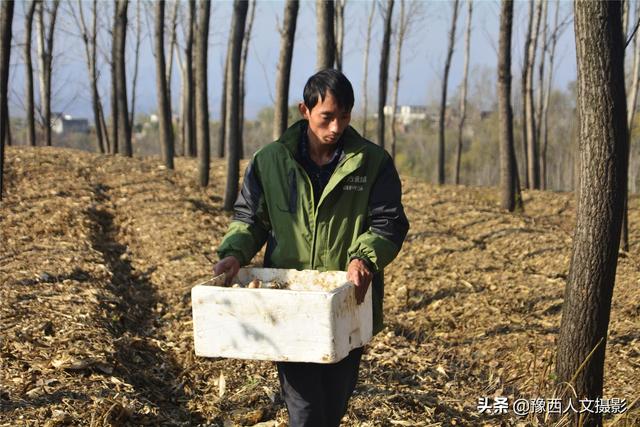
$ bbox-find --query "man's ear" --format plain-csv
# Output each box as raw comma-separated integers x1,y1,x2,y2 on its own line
298,102,309,120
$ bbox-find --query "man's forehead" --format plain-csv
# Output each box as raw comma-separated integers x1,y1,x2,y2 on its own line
315,91,350,113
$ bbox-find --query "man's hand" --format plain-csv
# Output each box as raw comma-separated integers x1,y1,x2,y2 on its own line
213,256,240,285
347,258,373,304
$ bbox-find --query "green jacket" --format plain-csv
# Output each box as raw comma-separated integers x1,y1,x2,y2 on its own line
217,120,409,334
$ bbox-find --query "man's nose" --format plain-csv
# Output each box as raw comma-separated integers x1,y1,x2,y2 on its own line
329,119,339,133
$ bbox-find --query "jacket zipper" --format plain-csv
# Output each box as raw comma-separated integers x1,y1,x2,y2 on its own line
293,154,356,270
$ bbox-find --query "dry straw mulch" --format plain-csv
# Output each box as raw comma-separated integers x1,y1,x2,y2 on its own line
1,147,638,426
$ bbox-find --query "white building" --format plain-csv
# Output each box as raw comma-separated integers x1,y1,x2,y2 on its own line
383,105,428,125
52,114,89,134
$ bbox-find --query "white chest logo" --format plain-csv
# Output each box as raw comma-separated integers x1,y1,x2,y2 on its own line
343,175,366,191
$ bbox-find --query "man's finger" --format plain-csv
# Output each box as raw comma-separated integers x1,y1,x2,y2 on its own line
355,280,365,304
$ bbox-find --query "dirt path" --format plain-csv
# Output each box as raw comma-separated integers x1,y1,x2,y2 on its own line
85,181,203,425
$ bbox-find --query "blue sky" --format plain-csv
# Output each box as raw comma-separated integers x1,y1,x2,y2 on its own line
7,0,577,121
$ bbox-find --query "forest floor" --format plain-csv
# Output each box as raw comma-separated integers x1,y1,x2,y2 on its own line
1,146,639,427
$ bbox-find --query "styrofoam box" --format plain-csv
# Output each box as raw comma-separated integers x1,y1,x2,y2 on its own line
191,268,372,363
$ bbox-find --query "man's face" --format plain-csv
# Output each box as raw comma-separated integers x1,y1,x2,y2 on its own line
299,91,352,146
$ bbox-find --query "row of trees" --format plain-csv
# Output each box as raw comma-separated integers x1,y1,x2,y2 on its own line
0,0,391,208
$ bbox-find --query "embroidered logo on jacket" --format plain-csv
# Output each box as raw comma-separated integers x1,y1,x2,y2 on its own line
343,175,367,191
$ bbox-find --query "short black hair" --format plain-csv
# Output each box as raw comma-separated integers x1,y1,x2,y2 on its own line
303,69,355,112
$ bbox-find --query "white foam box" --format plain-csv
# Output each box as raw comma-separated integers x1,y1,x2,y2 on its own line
191,267,372,363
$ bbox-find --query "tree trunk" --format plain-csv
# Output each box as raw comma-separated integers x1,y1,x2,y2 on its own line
155,0,174,169
166,0,179,116
455,0,472,185
377,0,394,150
218,32,231,159
110,1,118,154
437,0,460,185
535,0,548,188
36,0,59,147
316,0,335,70
4,109,10,147
622,0,640,252
99,101,110,153
498,0,522,212
521,0,534,189
195,0,211,187
334,0,345,72
24,1,36,148
115,0,131,156
89,0,105,153
525,0,542,189
555,4,628,427
223,0,249,211
623,0,630,39
361,1,375,139
238,0,256,159
0,0,14,201
273,0,299,139
541,0,560,193
178,52,186,156
390,0,406,161
129,0,141,133
184,0,196,157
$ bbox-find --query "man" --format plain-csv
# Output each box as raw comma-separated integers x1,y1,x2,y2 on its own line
214,69,409,426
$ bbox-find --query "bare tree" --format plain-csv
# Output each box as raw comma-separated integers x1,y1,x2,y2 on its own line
556,4,628,427
36,0,60,147
377,0,394,150
155,0,174,169
224,0,249,211
622,0,640,252
195,0,211,186
389,0,421,160
217,31,231,158
175,0,195,157
454,0,472,185
273,0,299,139
110,2,118,154
0,0,14,201
534,0,548,186
334,0,346,71
24,1,37,147
361,1,375,138
389,0,405,161
437,0,460,185
165,0,179,118
316,0,335,70
115,0,131,156
520,0,534,189
238,0,256,159
498,0,522,212
623,0,630,38
129,0,142,131
525,0,543,189
541,0,558,191
181,0,196,157
71,0,106,153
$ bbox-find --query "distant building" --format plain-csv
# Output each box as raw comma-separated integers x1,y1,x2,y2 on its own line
383,105,429,126
52,113,89,134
